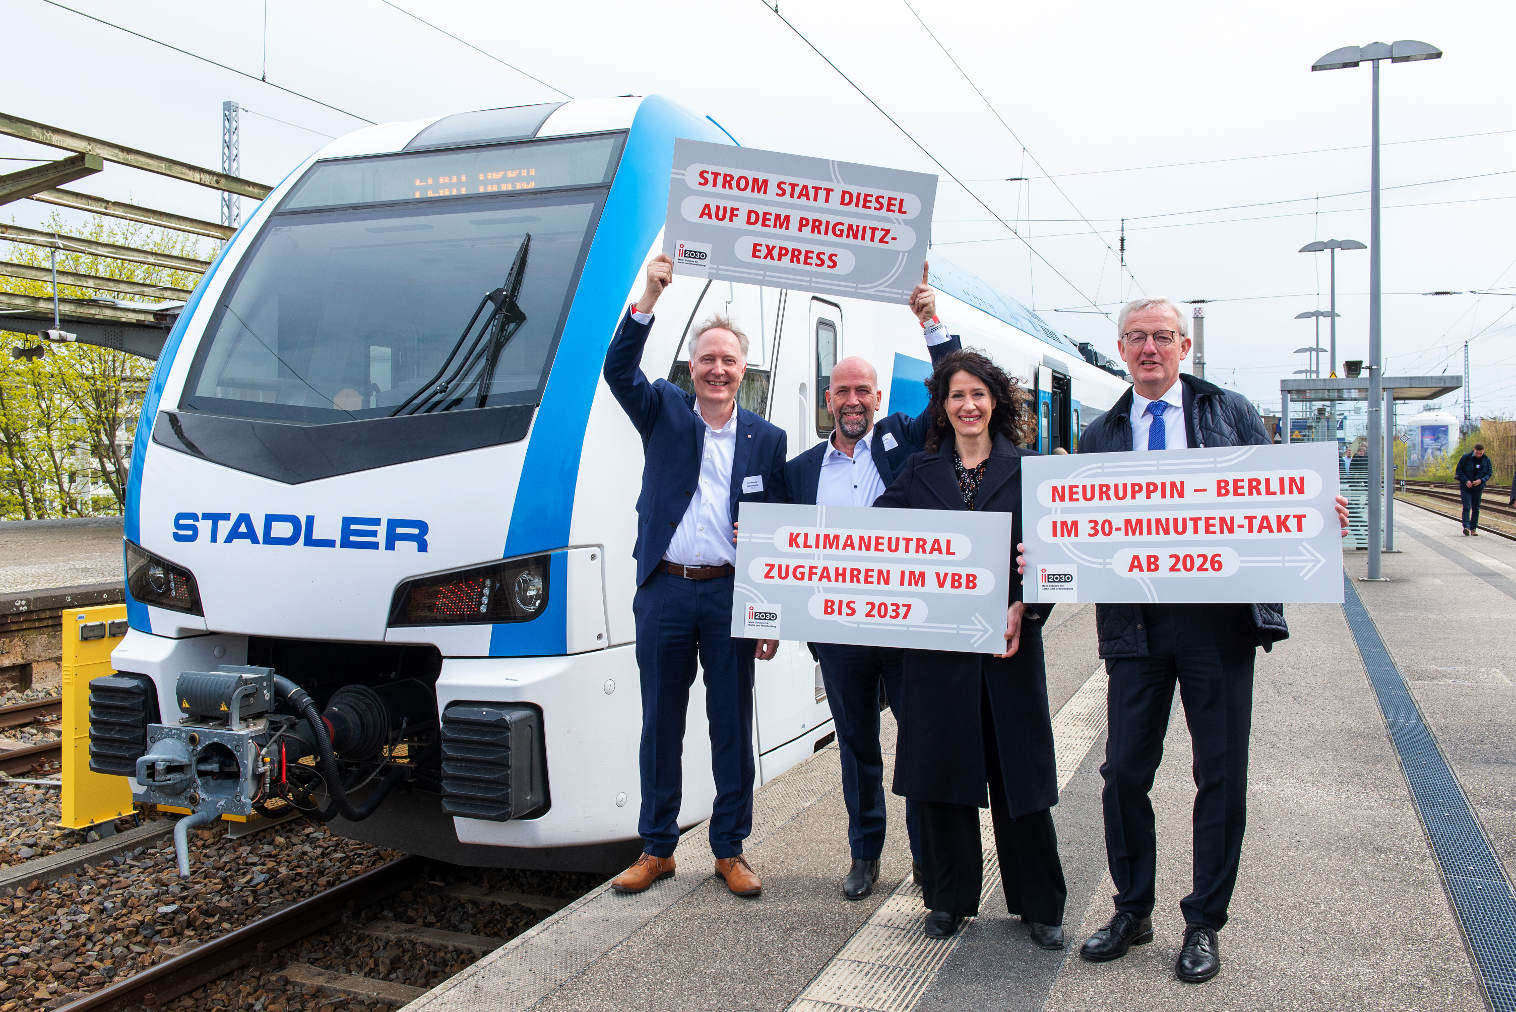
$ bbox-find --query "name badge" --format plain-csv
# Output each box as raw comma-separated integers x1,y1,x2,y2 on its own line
880,432,899,452
742,475,764,494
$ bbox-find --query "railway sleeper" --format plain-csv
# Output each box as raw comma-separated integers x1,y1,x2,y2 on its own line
281,962,426,1006
359,919,505,953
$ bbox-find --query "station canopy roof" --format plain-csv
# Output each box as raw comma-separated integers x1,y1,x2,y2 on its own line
1280,375,1461,402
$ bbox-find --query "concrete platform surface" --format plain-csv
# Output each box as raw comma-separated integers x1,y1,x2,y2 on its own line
405,505,1514,1012
0,517,123,595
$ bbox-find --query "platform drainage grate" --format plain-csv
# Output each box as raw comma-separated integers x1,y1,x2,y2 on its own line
1343,575,1516,1010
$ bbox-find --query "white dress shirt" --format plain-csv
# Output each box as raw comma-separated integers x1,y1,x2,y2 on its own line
817,429,887,507
664,401,739,566
1130,381,1188,451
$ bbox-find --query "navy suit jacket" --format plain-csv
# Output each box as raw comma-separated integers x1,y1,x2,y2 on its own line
783,334,960,506
603,309,788,587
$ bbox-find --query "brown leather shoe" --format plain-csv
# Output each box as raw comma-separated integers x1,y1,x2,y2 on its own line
714,854,762,897
611,852,676,894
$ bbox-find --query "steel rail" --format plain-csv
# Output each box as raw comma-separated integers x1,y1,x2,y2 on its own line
55,856,422,1012
0,696,62,730
0,739,62,775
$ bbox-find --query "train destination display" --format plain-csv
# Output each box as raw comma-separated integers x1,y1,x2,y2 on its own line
666,139,938,305
733,503,1012,655
1022,442,1345,604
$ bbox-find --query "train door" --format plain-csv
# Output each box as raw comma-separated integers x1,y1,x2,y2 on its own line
752,296,844,780
1036,363,1072,453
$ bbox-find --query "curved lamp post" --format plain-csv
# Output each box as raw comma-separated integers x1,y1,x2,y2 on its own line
1299,240,1366,378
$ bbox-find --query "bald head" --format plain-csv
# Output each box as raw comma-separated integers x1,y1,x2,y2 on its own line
826,356,882,447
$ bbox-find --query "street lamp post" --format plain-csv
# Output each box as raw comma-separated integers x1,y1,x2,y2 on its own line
1300,240,1366,378
1294,311,1337,376
1313,40,1442,581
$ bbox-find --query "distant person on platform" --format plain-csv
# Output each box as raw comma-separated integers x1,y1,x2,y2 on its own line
1456,443,1493,536
1063,297,1348,984
782,263,959,901
602,254,787,899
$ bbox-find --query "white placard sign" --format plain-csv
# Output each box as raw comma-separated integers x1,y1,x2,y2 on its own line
1022,442,1344,604
666,139,938,305
732,502,1012,655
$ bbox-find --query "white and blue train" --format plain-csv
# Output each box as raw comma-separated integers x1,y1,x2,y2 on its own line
89,96,1128,874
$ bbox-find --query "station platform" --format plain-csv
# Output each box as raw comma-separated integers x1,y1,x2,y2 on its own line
402,503,1515,1012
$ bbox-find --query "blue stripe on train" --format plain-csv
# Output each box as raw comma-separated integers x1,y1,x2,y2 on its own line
888,352,932,420
122,203,269,633
489,96,729,656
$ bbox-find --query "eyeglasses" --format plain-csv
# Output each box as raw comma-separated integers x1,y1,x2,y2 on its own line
1122,330,1179,348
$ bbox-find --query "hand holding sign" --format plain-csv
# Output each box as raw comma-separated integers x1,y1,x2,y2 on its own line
994,601,1024,659
636,254,673,314
910,262,936,324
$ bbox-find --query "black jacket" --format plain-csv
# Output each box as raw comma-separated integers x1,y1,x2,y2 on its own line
1079,374,1288,658
874,435,1058,813
1456,452,1493,487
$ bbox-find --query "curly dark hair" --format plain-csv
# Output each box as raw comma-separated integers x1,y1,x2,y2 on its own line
922,349,1033,451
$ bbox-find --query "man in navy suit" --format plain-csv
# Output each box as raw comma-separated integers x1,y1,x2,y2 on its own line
603,254,787,898
783,265,959,900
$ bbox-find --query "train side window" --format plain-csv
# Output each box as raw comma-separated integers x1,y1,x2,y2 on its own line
668,285,773,419
1039,401,1051,454
1072,407,1081,451
815,318,837,436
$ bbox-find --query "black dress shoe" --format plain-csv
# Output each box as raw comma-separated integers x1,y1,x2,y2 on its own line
1078,911,1153,962
1025,921,1065,950
924,910,963,938
912,860,924,887
842,858,880,900
1176,924,1220,983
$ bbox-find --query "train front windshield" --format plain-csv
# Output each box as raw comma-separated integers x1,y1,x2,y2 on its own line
182,133,622,426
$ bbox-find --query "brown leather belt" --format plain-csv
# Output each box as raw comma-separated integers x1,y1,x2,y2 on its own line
660,561,735,581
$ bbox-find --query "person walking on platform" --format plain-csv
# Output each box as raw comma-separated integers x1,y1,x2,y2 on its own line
1073,297,1287,983
1456,443,1493,535
602,255,787,898
782,264,959,900
875,350,1068,950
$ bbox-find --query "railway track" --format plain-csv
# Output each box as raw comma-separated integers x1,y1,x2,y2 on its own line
1397,479,1516,539
0,694,62,775
53,853,584,1010
0,695,62,730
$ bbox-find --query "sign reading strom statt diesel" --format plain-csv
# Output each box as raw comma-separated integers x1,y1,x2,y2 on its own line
666,139,938,305
1022,442,1345,605
732,503,1012,655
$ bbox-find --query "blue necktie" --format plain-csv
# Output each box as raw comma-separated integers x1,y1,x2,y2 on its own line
1146,401,1167,450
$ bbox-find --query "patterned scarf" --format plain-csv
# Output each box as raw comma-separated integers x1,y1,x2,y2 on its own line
952,452,989,510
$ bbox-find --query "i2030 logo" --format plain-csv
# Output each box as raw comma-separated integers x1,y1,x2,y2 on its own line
1037,565,1077,597
744,602,781,635
675,240,711,265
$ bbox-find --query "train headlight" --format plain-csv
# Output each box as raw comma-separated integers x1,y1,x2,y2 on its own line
125,542,203,615
512,569,545,613
389,554,550,626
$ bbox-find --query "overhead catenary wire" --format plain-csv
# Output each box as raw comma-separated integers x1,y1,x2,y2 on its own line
755,0,1108,316
963,127,1516,182
936,193,1516,246
897,0,1143,298
374,1,573,100
238,106,338,140
35,0,378,125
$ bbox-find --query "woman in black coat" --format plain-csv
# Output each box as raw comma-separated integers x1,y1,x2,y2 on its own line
874,349,1067,948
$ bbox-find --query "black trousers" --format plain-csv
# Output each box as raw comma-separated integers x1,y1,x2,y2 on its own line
1101,605,1255,931
1461,485,1484,530
917,685,1067,924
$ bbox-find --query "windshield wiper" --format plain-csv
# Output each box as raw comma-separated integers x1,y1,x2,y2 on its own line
390,234,531,416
